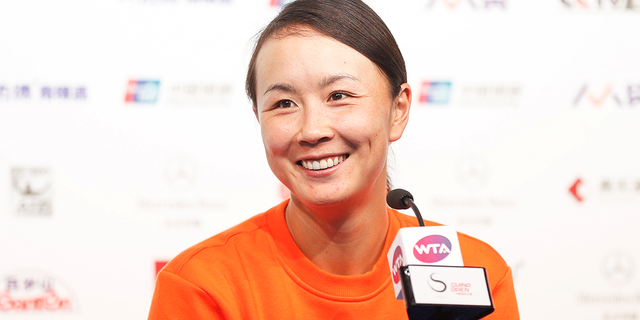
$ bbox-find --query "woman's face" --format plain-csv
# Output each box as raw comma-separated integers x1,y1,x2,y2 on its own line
254,29,410,208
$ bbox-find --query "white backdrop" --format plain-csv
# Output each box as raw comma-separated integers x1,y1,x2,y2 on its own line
1,0,639,319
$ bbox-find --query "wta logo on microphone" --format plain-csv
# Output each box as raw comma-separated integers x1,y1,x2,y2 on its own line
413,235,452,263
387,226,464,300
391,246,404,285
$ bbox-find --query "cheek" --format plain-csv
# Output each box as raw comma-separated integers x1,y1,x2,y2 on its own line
261,120,293,156
336,107,391,146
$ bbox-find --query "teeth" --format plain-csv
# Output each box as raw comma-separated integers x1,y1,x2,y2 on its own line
301,156,345,170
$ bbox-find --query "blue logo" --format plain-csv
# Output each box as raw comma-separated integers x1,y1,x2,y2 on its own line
125,80,160,104
420,81,452,105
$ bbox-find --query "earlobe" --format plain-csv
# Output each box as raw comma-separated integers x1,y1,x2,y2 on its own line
253,106,260,122
389,83,411,142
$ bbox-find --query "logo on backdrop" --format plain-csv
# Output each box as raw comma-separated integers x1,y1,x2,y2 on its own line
11,167,52,216
418,81,522,107
578,250,638,309
138,154,225,229
457,155,490,191
120,0,230,4
427,0,508,10
561,0,640,11
166,83,232,107
0,84,87,102
419,81,452,105
391,246,404,284
569,177,640,203
458,84,522,107
573,83,640,108
0,271,76,312
270,0,295,6
125,80,160,104
602,251,635,286
433,154,514,222
600,178,640,202
163,155,198,191
569,178,584,202
155,261,169,278
413,235,452,263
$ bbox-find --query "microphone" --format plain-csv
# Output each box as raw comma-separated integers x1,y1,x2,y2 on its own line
387,189,424,226
386,189,494,320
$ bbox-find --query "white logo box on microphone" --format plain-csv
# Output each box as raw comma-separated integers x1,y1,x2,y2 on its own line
387,226,464,299
405,265,493,307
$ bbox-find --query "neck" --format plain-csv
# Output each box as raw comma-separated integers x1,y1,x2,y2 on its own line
285,185,390,276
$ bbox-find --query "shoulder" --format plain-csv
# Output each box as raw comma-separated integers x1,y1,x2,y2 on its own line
161,209,273,281
456,232,510,287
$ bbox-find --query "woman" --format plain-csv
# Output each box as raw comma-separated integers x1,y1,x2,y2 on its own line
149,0,519,319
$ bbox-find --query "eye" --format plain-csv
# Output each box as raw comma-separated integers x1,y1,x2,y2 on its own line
329,92,349,101
275,99,296,109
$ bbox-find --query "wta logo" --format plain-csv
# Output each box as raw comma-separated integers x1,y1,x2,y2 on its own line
413,235,452,263
391,246,404,284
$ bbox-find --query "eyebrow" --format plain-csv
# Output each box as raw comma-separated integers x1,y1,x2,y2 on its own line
263,83,296,96
263,74,360,96
318,73,360,88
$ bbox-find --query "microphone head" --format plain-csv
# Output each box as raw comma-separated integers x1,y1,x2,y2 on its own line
386,188,413,210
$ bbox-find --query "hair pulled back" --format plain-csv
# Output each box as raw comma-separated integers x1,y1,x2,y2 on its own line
245,0,407,110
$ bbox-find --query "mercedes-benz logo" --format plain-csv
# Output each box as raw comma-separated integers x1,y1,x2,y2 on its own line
456,155,490,191
163,155,198,191
602,251,635,286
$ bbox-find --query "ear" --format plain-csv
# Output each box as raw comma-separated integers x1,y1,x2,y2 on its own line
389,83,411,142
253,105,260,122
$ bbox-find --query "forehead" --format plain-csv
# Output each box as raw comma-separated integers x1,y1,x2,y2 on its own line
256,30,365,71
254,29,384,94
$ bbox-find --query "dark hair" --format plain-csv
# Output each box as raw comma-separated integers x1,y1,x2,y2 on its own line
245,0,407,110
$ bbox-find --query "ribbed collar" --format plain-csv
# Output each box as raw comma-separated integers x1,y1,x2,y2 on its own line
265,200,401,301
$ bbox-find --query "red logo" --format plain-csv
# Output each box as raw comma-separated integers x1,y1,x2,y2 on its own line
452,282,473,295
413,235,452,263
0,272,75,312
155,261,169,277
569,178,584,202
391,246,404,284
573,83,620,107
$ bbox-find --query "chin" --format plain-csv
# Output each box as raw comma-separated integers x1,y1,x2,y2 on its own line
293,190,355,208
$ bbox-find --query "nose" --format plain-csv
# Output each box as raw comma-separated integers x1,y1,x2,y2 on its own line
296,104,334,146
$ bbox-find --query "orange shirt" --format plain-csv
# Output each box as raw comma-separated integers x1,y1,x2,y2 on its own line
149,200,519,319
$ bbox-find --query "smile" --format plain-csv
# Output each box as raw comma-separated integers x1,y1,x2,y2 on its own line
300,155,347,171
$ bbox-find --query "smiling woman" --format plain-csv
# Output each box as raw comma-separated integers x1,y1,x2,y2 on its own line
148,0,519,319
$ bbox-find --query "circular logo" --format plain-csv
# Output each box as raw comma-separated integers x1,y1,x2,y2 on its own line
413,235,452,263
456,155,490,191
163,155,198,191
602,251,635,286
391,246,404,284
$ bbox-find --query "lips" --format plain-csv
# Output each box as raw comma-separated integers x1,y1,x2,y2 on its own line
299,155,347,170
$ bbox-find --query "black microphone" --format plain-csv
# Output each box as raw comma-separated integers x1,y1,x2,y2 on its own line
387,189,425,227
386,189,494,320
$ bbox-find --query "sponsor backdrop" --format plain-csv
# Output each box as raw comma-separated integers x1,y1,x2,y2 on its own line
0,0,638,319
